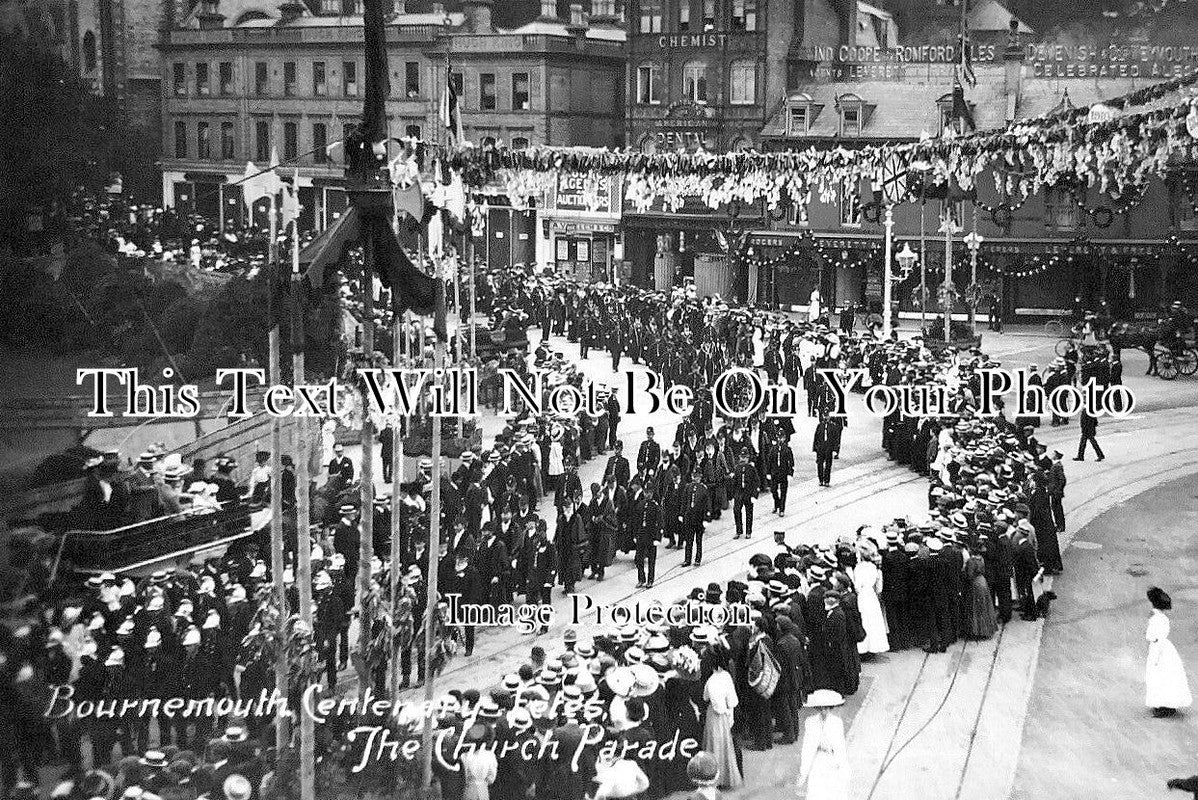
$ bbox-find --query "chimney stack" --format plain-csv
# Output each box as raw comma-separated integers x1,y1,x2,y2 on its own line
1003,18,1024,123
392,0,405,15
431,2,445,16
565,3,587,42
539,0,559,20
196,0,224,29
462,0,493,32
279,0,305,21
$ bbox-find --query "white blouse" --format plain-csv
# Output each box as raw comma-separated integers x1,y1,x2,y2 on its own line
704,668,738,717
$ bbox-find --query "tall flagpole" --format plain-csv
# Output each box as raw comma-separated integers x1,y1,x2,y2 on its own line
290,216,316,800
420,280,445,794
454,234,464,437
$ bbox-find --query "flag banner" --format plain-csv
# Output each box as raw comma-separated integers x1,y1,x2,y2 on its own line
440,62,464,143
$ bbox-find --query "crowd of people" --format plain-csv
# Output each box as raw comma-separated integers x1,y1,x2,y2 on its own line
2,253,1101,800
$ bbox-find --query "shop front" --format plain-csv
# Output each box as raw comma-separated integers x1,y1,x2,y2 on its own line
538,174,623,282
748,232,879,314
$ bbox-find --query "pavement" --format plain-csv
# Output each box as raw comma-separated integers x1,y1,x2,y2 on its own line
332,323,1198,800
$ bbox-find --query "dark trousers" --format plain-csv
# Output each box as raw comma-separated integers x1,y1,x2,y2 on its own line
1050,494,1066,531
992,573,1013,623
928,601,953,651
1077,431,1104,460
607,418,619,449
317,629,339,689
816,451,834,484
382,453,393,483
461,625,475,656
684,524,704,565
636,546,657,585
1015,570,1037,619
399,644,425,684
611,350,622,371
774,690,800,743
770,478,788,512
733,496,754,537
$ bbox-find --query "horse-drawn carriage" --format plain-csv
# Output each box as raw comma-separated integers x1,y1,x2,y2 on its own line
1107,318,1198,380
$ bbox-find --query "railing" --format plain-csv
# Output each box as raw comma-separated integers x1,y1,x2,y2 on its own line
64,501,266,574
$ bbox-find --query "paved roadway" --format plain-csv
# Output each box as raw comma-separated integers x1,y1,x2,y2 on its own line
339,325,1198,800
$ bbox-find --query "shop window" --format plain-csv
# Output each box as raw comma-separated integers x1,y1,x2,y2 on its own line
636,64,661,105
576,239,590,262
405,123,421,140
731,0,756,30
730,60,755,105
639,0,662,33
683,61,708,104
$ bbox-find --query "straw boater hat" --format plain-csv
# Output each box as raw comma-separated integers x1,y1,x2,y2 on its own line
806,690,844,710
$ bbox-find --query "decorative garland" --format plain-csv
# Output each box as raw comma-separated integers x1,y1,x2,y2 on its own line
445,84,1198,218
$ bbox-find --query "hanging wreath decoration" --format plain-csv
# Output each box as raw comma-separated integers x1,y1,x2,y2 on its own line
862,202,883,224
991,207,1013,228
1090,207,1115,228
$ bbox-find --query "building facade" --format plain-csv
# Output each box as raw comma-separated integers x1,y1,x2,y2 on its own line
159,0,626,268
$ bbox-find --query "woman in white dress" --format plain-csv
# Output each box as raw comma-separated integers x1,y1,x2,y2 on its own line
702,645,743,790
799,690,850,800
853,545,889,656
1145,587,1192,717
460,724,498,800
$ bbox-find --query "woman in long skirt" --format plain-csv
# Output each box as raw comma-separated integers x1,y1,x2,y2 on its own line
799,690,849,800
964,550,998,640
1145,587,1192,717
702,645,743,790
852,546,889,655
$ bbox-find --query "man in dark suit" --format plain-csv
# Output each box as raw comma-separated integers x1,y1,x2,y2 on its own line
774,615,809,743
813,409,837,487
633,484,661,588
1013,524,1040,620
637,427,662,475
328,443,355,482
730,449,760,539
443,552,483,656
605,390,621,450
1074,409,1105,462
986,524,1014,624
680,474,708,567
604,440,631,490
764,431,794,514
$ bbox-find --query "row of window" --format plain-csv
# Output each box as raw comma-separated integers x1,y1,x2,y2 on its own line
171,118,534,162
635,60,755,105
172,60,421,99
171,118,423,163
638,0,757,34
171,61,537,112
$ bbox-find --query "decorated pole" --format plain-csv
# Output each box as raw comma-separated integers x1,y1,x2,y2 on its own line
420,282,446,795
454,235,464,437
882,204,895,339
389,310,406,698
919,205,927,332
357,239,376,699
265,189,289,759
942,206,954,345
290,218,316,800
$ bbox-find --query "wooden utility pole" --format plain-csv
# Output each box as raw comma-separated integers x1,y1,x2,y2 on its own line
290,219,316,800
420,282,446,795
357,238,375,699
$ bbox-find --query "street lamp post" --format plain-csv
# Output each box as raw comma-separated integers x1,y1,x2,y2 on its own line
939,211,962,345
964,229,984,333
895,242,918,334
882,204,895,339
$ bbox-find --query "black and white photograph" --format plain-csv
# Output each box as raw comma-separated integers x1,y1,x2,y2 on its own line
1,0,1198,798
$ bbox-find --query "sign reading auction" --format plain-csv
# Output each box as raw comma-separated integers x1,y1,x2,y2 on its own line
554,174,615,215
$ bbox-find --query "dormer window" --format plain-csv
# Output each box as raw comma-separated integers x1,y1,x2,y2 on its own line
840,105,861,136
788,105,808,136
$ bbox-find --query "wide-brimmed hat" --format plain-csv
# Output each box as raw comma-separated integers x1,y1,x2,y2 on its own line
805,689,845,708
